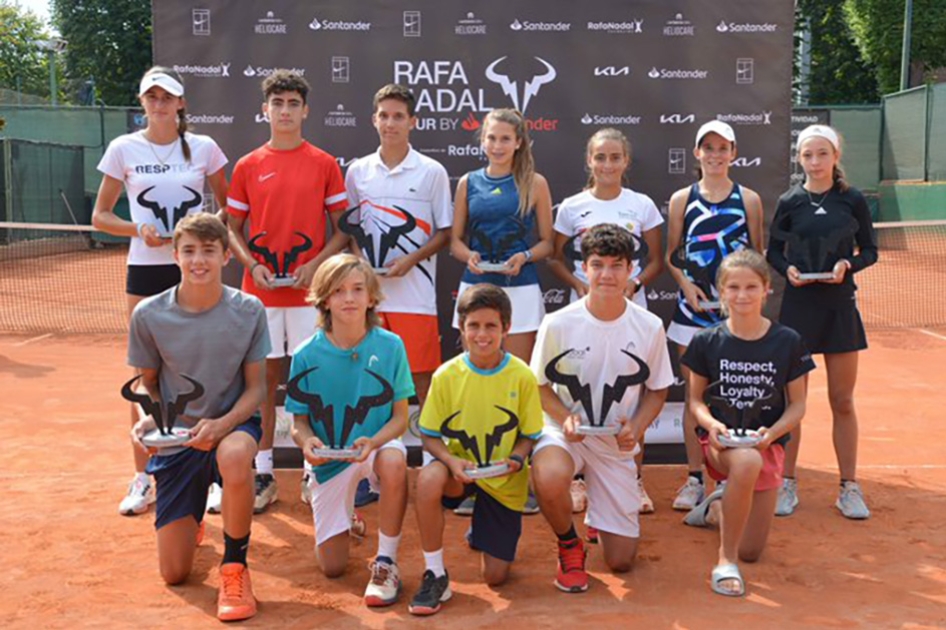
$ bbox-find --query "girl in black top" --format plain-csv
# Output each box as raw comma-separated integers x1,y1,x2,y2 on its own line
766,124,878,520
682,249,813,597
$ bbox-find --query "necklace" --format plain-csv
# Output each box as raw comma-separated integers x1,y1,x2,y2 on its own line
327,329,367,361
144,134,178,166
805,187,830,208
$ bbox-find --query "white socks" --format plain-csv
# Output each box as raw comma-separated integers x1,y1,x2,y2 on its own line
255,449,274,476
423,549,446,578
377,531,401,563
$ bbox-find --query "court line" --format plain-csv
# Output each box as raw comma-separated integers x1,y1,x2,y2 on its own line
13,333,54,347
917,328,946,343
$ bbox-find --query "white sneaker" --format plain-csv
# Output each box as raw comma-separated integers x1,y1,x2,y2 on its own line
364,559,401,607
119,475,155,516
300,471,313,505
206,482,223,514
570,479,588,514
672,476,706,511
775,478,799,517
253,473,278,514
638,478,655,514
453,495,475,516
837,481,870,520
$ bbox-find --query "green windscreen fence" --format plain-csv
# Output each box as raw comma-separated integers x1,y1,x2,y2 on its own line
882,87,928,181
0,139,86,226
929,83,946,182
831,107,881,192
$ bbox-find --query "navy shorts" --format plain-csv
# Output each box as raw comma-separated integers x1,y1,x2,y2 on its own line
126,264,180,297
442,481,522,563
147,416,262,530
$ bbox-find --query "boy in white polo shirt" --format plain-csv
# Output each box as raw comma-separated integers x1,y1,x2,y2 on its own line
344,84,453,410
530,224,674,593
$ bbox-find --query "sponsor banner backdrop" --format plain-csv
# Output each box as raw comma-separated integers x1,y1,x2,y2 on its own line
154,1,794,450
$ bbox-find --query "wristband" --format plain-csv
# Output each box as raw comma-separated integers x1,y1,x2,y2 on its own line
632,277,642,292
508,454,525,470
522,249,533,262
135,223,145,238
251,262,263,274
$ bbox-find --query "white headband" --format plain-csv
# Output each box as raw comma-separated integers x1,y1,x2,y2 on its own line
796,125,839,151
138,72,184,97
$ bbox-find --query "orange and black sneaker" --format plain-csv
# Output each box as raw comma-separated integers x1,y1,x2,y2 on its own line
217,563,257,621
584,525,599,545
555,538,589,593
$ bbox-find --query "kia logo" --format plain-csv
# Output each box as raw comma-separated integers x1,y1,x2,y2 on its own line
660,113,695,124
594,66,630,77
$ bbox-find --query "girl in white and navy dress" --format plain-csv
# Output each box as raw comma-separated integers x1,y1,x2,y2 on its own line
665,120,764,513
450,108,554,362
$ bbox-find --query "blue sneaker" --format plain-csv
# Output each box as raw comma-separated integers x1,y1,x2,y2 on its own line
354,478,379,507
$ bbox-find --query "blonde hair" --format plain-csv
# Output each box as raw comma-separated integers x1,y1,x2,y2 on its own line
480,108,535,216
306,254,384,332
716,249,770,316
585,127,631,189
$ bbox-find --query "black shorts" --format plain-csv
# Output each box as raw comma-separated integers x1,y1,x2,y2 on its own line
126,264,180,297
146,415,262,530
442,481,522,563
779,296,867,354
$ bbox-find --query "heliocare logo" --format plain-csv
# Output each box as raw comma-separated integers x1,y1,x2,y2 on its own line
510,18,571,31
244,65,306,78
324,103,356,128
648,67,708,80
309,18,372,31
716,20,778,33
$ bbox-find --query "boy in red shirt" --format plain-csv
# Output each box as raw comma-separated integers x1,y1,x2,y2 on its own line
224,70,349,512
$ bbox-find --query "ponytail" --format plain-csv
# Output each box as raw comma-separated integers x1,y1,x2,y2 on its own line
832,164,849,192
177,105,192,162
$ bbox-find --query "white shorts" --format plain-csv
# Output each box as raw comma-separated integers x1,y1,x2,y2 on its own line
307,439,407,546
534,427,641,538
265,307,318,359
452,282,545,334
666,321,700,347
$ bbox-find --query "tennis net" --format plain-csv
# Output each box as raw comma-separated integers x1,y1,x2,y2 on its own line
0,219,943,335
0,222,128,334
856,219,946,329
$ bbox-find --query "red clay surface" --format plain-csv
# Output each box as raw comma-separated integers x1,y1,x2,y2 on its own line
1,329,945,629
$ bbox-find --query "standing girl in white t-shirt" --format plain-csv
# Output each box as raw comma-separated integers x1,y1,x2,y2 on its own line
92,66,229,517
549,127,665,518
551,127,664,308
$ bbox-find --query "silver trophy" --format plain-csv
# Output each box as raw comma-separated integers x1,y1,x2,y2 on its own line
121,374,205,455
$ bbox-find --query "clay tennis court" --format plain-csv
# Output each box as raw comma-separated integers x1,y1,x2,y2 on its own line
1,326,944,629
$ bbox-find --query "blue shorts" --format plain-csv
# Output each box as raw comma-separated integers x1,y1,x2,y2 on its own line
147,416,262,530
441,481,522,563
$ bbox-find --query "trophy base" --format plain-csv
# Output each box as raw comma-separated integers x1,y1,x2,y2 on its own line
719,430,762,449
372,267,390,276
699,300,721,310
142,427,191,455
478,262,509,273
576,425,621,436
270,277,298,288
467,462,511,479
311,447,363,460
797,272,835,281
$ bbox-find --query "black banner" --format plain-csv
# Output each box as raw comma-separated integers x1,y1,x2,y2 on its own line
153,1,795,447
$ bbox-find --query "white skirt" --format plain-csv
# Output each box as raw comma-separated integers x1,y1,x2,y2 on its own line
452,281,545,334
